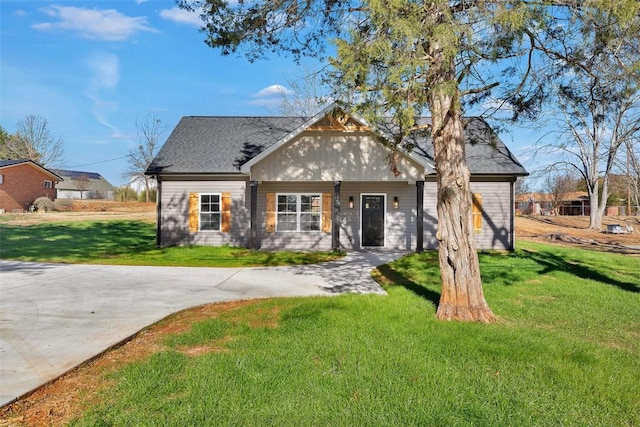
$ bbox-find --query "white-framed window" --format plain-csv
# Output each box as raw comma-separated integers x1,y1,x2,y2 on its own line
276,193,321,232
43,180,52,189
0,174,4,185
200,193,221,231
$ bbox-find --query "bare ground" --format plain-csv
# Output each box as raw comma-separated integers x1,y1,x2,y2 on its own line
1,204,639,425
516,215,640,254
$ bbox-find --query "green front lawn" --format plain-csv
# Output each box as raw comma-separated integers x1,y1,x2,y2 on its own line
0,220,342,266
68,241,639,426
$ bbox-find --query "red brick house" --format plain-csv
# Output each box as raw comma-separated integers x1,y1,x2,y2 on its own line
0,159,62,212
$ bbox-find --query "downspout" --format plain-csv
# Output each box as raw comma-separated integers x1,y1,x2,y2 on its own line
510,178,515,251
155,175,162,248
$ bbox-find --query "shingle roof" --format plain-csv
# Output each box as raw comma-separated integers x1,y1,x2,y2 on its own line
0,159,63,180
147,116,308,175
0,159,30,168
409,118,528,176
146,114,527,177
53,169,116,192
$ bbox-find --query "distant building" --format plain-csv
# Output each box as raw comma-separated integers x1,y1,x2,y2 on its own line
516,191,590,216
53,169,116,200
0,159,61,212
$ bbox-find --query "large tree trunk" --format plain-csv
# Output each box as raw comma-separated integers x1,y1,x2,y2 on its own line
428,57,495,322
587,178,607,230
431,112,495,322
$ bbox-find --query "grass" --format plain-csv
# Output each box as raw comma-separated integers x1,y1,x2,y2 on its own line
0,220,342,267
67,241,639,426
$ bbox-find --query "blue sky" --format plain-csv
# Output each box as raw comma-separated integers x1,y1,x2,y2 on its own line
1,0,542,187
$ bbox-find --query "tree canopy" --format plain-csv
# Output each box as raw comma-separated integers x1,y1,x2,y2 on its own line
0,114,65,167
180,0,640,321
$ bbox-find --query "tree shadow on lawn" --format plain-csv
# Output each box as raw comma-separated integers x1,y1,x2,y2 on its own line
376,249,638,309
478,249,639,294
0,221,156,261
374,257,441,308
521,249,639,293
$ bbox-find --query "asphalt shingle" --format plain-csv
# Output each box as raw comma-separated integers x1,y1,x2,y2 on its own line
146,115,527,177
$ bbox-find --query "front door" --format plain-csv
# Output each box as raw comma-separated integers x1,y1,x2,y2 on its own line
361,194,385,247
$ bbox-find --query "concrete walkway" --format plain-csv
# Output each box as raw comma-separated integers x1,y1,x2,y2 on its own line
0,250,406,407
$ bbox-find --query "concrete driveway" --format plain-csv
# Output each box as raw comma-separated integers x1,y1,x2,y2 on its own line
0,250,405,407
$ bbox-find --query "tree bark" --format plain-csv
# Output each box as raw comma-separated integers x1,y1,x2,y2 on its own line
429,39,495,322
431,113,495,322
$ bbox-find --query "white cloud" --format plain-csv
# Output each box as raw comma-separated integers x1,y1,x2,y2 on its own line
84,53,120,131
33,6,157,41
247,84,293,109
159,6,202,27
14,10,28,17
255,84,293,97
85,53,120,90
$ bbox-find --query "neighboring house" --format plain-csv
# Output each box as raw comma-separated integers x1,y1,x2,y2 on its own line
146,105,528,251
516,191,590,216
0,159,61,213
53,169,116,200
515,193,554,215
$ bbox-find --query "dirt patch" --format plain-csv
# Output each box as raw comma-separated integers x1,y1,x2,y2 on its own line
516,216,640,254
0,200,155,225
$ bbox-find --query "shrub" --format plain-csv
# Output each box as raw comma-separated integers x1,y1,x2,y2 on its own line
33,197,55,212
115,186,138,202
138,188,157,203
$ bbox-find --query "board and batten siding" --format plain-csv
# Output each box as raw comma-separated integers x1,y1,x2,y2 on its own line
159,179,249,247
422,179,514,250
250,131,424,182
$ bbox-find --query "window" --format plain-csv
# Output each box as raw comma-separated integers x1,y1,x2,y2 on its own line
188,192,231,233
0,174,3,185
43,180,52,189
276,193,321,232
200,194,221,231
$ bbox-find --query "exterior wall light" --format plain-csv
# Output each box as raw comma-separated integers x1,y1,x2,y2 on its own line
393,196,399,209
349,196,354,209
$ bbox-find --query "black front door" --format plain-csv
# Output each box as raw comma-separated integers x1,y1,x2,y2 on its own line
362,195,385,247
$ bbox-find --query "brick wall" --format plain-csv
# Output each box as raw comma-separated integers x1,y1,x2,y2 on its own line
0,164,57,212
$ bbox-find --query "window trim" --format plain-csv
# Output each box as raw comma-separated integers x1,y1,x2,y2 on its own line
199,193,222,232
275,193,322,232
43,180,52,189
0,174,4,185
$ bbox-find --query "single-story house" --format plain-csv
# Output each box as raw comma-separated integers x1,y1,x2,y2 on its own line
0,159,62,213
146,105,528,251
516,191,590,216
53,169,116,200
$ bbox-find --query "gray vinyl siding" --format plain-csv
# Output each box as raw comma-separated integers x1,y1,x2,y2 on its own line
339,182,418,250
256,181,418,251
422,179,514,250
157,177,514,251
257,182,334,251
159,179,249,247
469,180,513,250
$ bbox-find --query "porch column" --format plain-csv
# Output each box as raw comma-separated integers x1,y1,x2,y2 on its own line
332,181,341,251
416,180,424,252
250,181,258,249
